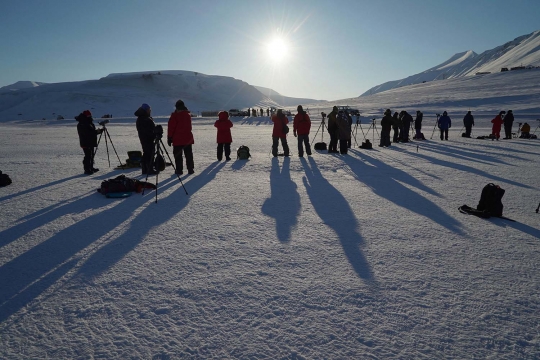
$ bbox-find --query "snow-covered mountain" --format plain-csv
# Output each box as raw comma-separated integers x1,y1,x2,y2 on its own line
0,81,46,92
254,86,325,107
361,30,540,96
0,71,321,121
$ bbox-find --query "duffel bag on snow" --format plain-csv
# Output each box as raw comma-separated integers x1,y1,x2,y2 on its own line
98,175,156,195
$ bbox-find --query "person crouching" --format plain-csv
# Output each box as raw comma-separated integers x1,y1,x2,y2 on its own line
76,110,103,175
168,100,195,174
214,111,233,161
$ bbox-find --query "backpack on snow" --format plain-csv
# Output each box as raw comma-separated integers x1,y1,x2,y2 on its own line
237,145,251,160
458,183,506,219
477,183,505,217
0,171,12,187
98,175,156,195
360,139,373,149
314,142,327,150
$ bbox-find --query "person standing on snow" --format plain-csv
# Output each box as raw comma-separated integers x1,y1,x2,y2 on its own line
271,109,290,157
400,111,413,142
491,111,505,140
76,110,103,175
391,112,401,143
214,111,233,161
327,106,339,153
414,110,423,139
336,111,352,154
463,111,474,138
293,105,312,157
437,111,452,140
503,110,514,139
168,100,195,174
135,103,157,175
379,109,393,147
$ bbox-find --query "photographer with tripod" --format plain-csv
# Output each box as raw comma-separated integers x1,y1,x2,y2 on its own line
76,110,103,175
135,103,157,175
168,100,195,175
379,109,392,147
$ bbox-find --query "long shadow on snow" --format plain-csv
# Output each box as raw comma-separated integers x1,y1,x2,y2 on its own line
412,141,515,166
491,218,540,239
0,190,149,322
418,140,529,162
404,148,532,189
346,150,464,235
261,157,300,243
76,162,226,279
0,174,83,203
301,157,375,282
0,191,99,249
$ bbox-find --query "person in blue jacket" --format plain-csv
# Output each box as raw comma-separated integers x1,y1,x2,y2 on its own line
437,111,452,140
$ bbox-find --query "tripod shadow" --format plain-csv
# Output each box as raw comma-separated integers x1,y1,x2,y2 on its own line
301,157,375,282
0,174,83,203
491,218,540,239
346,150,463,234
76,161,226,279
0,192,146,322
261,157,300,243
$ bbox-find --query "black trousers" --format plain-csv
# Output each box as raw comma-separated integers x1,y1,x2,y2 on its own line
272,136,289,156
141,141,155,171
173,144,194,171
440,129,449,140
217,143,231,160
504,124,513,138
82,147,94,171
328,130,338,152
465,125,472,136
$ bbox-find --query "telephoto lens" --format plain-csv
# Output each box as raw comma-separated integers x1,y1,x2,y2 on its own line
99,119,110,126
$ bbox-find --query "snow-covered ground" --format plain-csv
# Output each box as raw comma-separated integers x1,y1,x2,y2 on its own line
1,113,539,358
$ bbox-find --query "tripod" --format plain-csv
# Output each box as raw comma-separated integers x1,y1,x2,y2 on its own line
142,126,188,202
351,114,367,147
313,113,329,142
430,114,441,139
531,120,540,138
364,118,380,143
94,121,123,168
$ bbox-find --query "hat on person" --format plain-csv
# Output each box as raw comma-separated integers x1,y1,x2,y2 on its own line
443,111,448,116
218,111,229,120
82,110,92,117
175,99,186,110
297,105,303,112
384,109,391,115
141,103,151,111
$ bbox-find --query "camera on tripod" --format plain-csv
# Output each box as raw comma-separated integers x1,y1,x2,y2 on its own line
154,125,164,140
99,119,110,126
436,113,441,117
321,112,326,118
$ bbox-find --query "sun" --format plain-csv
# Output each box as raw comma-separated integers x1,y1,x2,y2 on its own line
266,37,289,64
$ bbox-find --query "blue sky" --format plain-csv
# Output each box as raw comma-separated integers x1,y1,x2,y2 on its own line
1,0,539,100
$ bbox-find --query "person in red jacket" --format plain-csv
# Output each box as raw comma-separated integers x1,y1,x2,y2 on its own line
214,111,233,161
167,100,195,174
491,111,505,140
271,109,290,157
293,105,312,157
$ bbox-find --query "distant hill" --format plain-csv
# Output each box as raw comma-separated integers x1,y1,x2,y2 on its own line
0,81,46,92
254,86,325,106
361,30,540,96
0,71,322,121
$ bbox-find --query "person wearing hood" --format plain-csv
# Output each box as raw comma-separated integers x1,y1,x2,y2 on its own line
214,111,233,161
135,103,157,174
168,100,195,174
414,110,423,139
271,109,290,157
76,110,103,175
293,105,312,157
327,106,339,153
463,111,474,138
399,111,413,142
491,111,505,140
336,111,352,154
391,112,401,143
437,111,452,140
379,109,392,147
503,110,515,139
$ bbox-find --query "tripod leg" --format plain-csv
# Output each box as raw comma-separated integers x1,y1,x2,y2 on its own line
104,130,111,167
430,124,438,139
104,128,124,168
159,139,188,195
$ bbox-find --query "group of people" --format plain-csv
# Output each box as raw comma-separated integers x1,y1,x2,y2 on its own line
379,109,426,147
464,109,533,139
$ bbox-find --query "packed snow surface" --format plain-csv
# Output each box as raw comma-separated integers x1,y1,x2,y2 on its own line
0,112,539,358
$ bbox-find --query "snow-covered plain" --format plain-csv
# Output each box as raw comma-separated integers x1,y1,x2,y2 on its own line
1,114,539,358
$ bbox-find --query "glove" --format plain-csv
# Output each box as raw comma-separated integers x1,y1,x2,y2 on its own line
293,131,297,137
97,128,104,134
167,137,172,146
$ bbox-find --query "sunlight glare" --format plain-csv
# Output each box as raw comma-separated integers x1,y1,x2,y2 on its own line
266,37,289,64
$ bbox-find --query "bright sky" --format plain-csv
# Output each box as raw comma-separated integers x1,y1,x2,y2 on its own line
1,0,539,100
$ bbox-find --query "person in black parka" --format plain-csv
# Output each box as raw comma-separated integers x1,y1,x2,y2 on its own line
414,110,423,139
503,110,514,139
379,109,392,147
400,111,413,142
76,110,103,175
135,103,157,174
463,111,474,137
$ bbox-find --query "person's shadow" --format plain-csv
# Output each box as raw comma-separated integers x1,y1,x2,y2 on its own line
345,150,464,234
76,161,226,279
261,157,301,243
301,157,375,282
